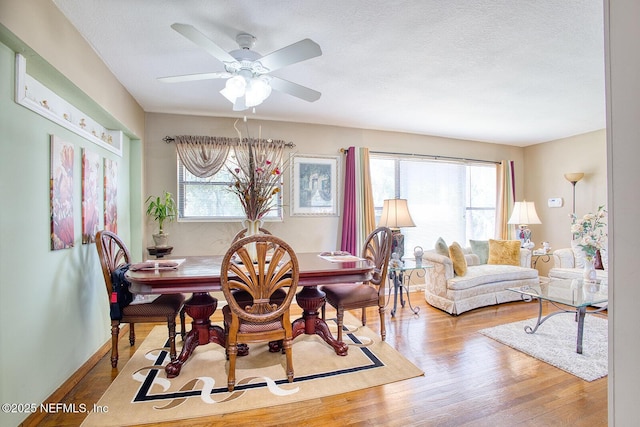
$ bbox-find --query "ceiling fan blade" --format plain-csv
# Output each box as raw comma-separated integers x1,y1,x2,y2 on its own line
171,23,237,64
269,77,321,102
258,39,322,72
158,71,232,83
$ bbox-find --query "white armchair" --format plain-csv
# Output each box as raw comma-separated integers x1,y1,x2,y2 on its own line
549,247,608,281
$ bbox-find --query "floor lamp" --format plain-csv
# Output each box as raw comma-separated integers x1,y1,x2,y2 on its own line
564,172,584,214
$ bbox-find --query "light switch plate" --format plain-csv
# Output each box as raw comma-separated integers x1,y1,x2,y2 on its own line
548,197,563,208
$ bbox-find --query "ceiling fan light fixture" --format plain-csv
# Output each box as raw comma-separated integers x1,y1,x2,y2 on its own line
220,75,246,102
245,76,272,107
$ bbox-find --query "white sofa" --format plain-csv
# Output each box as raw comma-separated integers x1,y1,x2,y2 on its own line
548,247,608,282
423,247,538,315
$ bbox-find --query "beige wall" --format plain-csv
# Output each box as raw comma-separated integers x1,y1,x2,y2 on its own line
144,113,526,257
523,130,607,276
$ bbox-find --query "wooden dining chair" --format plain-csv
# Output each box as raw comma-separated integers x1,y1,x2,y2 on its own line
95,230,185,368
232,226,271,242
221,234,299,391
320,227,393,342
232,226,285,308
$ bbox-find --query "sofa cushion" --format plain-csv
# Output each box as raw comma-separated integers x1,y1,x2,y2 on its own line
435,237,449,257
487,239,520,266
571,240,586,268
470,239,489,264
448,264,538,291
449,242,467,276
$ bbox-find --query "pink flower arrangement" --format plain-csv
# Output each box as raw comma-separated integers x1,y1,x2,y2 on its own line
228,142,283,220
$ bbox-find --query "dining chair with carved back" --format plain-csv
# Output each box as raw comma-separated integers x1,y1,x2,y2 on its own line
232,226,271,242
221,234,300,391
320,226,393,342
95,230,186,368
231,226,286,307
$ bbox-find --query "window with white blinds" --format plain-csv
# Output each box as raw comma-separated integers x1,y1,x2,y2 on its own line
370,154,496,250
177,156,282,221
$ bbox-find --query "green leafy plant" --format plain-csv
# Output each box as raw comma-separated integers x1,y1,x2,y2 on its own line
145,191,177,234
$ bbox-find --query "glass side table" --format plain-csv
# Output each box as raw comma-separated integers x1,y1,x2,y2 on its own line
387,259,428,316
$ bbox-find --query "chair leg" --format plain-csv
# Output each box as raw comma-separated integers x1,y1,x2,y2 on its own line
129,323,136,346
283,337,294,383
179,307,186,339
167,318,177,361
379,306,386,341
361,308,367,326
110,321,120,368
336,308,344,343
227,340,238,391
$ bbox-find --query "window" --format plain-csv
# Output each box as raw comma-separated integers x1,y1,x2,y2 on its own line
177,155,282,220
370,154,496,250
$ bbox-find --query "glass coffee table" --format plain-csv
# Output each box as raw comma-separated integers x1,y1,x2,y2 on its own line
508,279,608,354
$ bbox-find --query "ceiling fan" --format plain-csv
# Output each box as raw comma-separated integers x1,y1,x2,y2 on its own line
158,23,322,111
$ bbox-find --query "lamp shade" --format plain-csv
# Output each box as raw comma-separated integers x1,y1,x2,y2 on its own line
564,172,584,184
507,201,541,225
378,199,416,229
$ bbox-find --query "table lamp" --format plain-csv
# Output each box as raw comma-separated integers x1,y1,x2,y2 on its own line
378,198,416,259
508,201,541,248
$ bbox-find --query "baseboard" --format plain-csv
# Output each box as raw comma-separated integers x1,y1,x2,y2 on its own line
20,325,129,427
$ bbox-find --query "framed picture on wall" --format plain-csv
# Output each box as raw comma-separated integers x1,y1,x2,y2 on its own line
290,154,339,216
50,135,75,250
81,148,101,244
104,158,118,233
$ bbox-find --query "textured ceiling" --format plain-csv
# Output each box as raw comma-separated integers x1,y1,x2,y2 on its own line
52,0,605,146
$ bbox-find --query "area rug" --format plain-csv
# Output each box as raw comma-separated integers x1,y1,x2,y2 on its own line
82,313,423,426
479,314,608,382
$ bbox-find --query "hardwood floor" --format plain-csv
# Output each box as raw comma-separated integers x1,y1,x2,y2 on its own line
30,293,608,427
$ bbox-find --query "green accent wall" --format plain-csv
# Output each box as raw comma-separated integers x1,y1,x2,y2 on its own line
0,41,135,426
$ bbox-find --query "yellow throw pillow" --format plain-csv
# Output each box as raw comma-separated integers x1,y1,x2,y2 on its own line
487,239,521,266
448,241,467,276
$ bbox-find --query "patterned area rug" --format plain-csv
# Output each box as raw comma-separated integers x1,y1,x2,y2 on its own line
479,314,608,381
82,313,423,426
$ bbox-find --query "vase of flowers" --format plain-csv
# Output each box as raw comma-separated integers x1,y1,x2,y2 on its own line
570,205,607,282
228,138,283,260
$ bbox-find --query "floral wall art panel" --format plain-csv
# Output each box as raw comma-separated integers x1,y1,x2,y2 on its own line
81,148,101,243
103,158,118,233
50,135,75,250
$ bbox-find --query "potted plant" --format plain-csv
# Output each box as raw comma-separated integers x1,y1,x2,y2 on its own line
145,191,177,247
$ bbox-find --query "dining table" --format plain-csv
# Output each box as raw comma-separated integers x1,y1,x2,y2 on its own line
126,252,373,378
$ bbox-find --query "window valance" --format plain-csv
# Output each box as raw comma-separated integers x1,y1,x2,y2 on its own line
173,135,290,178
